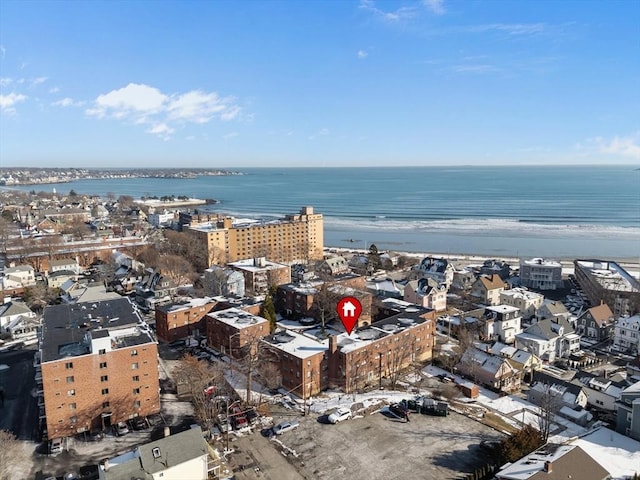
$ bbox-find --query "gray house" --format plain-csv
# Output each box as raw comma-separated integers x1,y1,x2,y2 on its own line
616,381,640,441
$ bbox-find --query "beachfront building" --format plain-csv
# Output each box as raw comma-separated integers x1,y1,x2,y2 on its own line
574,259,640,316
227,257,291,295
187,206,324,265
38,298,160,439
519,258,564,290
613,314,640,355
500,288,544,320
415,257,454,288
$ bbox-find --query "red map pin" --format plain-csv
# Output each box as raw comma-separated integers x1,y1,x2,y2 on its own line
336,296,362,335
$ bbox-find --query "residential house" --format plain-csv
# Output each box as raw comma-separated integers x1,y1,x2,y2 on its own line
3,265,37,289
365,277,404,299
613,314,640,355
415,257,454,288
516,317,580,362
403,278,447,312
147,210,176,228
49,258,80,275
135,269,177,310
529,371,588,411
317,256,350,277
38,297,160,439
98,427,209,480
155,298,216,342
499,287,544,320
227,257,291,295
457,346,522,393
46,269,78,289
478,259,511,281
470,274,505,306
616,381,640,441
519,257,564,290
482,305,522,344
60,280,121,304
487,341,542,382
536,300,571,323
203,266,245,297
576,303,616,343
573,371,624,412
451,269,476,292
0,299,38,335
495,444,609,480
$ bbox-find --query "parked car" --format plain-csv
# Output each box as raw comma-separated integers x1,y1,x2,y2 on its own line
271,420,299,436
328,407,352,424
50,437,63,455
388,403,409,419
114,421,129,436
89,430,104,441
168,339,185,348
132,417,148,430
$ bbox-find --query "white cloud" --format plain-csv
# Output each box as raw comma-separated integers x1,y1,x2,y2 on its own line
465,23,547,36
309,127,330,140
423,0,445,15
590,132,640,160
0,92,27,114
31,76,48,86
359,0,417,22
0,77,12,87
357,50,368,59
49,87,60,93
223,132,239,139
449,64,500,74
52,97,84,108
86,82,243,139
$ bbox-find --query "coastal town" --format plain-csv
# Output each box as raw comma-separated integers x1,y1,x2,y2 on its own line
0,189,639,480
0,167,243,186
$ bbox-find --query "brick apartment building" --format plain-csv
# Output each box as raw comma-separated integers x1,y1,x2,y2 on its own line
187,206,324,265
206,307,269,357
260,305,436,396
38,297,159,439
228,257,292,294
155,297,217,342
277,276,370,326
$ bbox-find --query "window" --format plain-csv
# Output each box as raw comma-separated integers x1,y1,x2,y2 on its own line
65,362,73,369
67,389,75,396
98,349,106,355
132,375,140,382
66,376,74,384
69,403,76,410
102,401,110,409
99,362,107,369
70,416,77,424
101,388,109,395
133,387,140,395
132,363,139,370
134,400,141,408
100,375,108,382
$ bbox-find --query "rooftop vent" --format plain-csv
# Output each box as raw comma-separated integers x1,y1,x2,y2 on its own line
152,447,161,459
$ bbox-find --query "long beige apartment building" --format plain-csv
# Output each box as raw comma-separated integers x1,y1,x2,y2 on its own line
187,206,323,265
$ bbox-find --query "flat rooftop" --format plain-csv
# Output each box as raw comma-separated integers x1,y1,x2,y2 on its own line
156,297,215,313
208,307,268,330
41,297,152,362
263,329,329,359
522,258,562,267
576,259,640,293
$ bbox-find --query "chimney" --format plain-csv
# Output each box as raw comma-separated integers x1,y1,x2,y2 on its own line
163,426,171,438
544,460,553,473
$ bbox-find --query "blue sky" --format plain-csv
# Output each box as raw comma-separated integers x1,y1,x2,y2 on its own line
0,0,638,168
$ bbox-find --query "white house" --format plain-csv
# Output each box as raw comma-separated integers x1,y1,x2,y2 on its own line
404,278,447,311
515,317,580,362
499,288,544,320
3,265,37,288
613,315,640,355
99,427,210,480
49,258,80,275
0,300,37,333
482,305,522,344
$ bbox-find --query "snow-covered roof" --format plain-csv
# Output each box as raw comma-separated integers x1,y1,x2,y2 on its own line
571,427,640,480
264,329,328,359
208,307,267,330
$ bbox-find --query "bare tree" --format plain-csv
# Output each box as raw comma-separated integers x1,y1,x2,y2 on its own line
172,354,225,427
312,283,340,334
384,334,416,390
0,430,27,480
537,383,561,442
157,254,195,289
235,332,273,405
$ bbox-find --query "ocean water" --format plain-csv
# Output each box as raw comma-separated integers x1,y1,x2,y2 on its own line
10,165,640,259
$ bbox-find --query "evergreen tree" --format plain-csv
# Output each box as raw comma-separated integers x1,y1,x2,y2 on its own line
367,243,382,273
263,292,277,334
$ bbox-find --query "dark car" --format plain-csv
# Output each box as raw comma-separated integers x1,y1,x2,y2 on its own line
132,417,148,430
388,403,409,419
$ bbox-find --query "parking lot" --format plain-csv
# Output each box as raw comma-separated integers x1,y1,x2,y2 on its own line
270,405,504,480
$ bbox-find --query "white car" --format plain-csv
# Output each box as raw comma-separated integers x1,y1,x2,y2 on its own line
50,437,63,455
271,420,299,436
115,421,130,436
328,407,352,424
